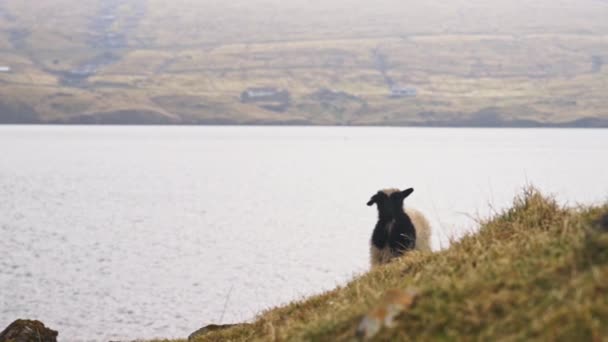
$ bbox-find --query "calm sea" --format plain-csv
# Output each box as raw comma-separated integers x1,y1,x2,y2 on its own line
1,126,607,341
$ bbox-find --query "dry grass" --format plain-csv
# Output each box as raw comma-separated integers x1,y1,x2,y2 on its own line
155,188,608,341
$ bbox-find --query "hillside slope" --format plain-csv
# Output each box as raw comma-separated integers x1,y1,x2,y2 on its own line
1,0,608,126
160,189,607,341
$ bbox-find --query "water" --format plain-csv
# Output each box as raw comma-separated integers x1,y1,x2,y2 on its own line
1,126,607,341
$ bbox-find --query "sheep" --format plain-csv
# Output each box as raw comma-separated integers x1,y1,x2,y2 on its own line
366,188,432,267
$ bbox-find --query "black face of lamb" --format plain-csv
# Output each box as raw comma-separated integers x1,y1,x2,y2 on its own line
368,188,417,255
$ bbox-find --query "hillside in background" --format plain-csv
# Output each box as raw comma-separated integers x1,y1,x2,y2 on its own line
1,0,608,126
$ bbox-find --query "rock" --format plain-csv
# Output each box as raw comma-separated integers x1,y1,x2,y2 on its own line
0,319,58,342
188,323,250,341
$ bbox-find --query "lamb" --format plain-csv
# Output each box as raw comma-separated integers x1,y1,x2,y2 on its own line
366,188,432,267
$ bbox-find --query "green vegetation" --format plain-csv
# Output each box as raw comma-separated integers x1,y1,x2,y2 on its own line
1,0,608,125
155,189,607,341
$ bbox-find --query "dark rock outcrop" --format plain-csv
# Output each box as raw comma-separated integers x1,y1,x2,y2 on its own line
0,319,58,342
188,323,251,341
307,88,362,103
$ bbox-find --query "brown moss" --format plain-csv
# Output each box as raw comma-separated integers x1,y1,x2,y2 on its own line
0,319,58,342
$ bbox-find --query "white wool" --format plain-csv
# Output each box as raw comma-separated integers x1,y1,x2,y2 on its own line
380,188,400,196
405,208,432,252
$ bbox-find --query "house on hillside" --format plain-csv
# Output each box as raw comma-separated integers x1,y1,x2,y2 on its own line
240,87,290,103
389,85,417,98
240,87,291,112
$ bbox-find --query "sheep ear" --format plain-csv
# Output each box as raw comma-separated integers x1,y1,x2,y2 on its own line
367,195,377,206
401,188,414,199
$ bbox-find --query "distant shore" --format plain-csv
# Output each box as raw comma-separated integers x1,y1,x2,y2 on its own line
2,114,608,128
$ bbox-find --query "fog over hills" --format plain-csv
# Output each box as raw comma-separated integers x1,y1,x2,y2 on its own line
1,0,608,126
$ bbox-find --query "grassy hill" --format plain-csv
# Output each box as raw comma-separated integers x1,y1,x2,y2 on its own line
154,189,607,341
1,0,608,126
